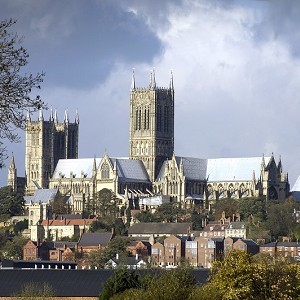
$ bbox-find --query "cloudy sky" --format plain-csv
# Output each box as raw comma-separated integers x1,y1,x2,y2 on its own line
1,0,300,189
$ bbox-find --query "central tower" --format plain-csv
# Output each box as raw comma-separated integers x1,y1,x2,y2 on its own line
129,70,174,181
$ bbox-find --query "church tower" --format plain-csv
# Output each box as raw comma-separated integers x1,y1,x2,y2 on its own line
129,70,174,181
25,109,79,195
7,153,17,192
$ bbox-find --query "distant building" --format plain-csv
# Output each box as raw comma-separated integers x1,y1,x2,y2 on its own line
7,72,290,215
225,222,247,239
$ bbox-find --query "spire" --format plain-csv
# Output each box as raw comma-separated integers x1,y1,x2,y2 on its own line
149,70,153,88
26,111,31,122
38,109,44,121
75,109,80,124
252,170,256,182
64,109,69,124
49,107,54,122
261,154,265,169
278,155,282,172
131,68,136,90
169,70,174,90
9,152,16,170
180,157,184,173
151,68,156,89
92,155,97,176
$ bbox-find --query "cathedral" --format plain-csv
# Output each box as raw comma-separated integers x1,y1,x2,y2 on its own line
7,71,290,213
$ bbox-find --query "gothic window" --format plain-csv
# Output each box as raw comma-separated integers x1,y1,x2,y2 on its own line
164,106,169,132
101,162,110,179
147,108,150,129
138,109,142,130
144,109,147,129
157,105,162,131
135,109,138,130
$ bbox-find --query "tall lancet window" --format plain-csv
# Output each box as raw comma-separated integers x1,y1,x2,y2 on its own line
101,162,110,179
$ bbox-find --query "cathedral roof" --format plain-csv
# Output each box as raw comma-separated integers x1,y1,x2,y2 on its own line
156,156,271,182
207,157,270,182
24,188,58,204
52,158,102,179
110,158,150,183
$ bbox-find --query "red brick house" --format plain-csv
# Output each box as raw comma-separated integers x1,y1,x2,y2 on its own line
151,242,165,267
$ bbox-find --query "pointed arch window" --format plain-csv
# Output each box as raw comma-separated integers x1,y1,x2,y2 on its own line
101,162,110,179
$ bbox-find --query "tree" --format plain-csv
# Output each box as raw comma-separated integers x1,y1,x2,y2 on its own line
0,186,24,221
0,19,45,167
0,235,28,260
237,197,267,222
192,251,300,300
88,236,131,268
95,188,119,217
154,202,185,222
99,267,141,300
15,282,54,300
212,198,238,220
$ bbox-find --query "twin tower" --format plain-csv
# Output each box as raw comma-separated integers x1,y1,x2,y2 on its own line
20,70,174,195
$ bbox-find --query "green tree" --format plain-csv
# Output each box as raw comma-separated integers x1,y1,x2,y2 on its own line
266,199,296,239
110,266,197,300
154,202,185,222
95,188,119,217
1,235,28,260
89,236,131,268
0,19,45,167
237,197,267,222
135,210,157,223
213,198,238,220
0,186,24,220
99,267,141,300
193,251,300,300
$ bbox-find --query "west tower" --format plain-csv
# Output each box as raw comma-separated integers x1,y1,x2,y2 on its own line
129,70,174,181
25,109,79,195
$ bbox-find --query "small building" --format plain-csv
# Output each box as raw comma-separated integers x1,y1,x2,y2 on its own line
224,237,259,255
151,242,165,267
260,242,300,258
77,231,114,254
164,235,187,267
105,254,147,269
196,237,224,268
127,240,151,257
225,222,247,239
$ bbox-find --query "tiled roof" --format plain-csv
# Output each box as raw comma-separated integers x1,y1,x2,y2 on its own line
24,189,58,204
110,158,150,183
78,232,113,247
128,222,192,235
227,222,246,230
41,219,96,226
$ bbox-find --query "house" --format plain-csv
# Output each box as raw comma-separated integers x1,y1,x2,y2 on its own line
164,235,187,267
260,242,300,258
128,222,192,238
224,237,259,255
77,231,114,254
23,240,77,261
105,254,147,269
185,239,198,267
196,237,224,268
199,223,226,238
127,240,151,257
233,239,259,255
151,242,165,267
225,222,247,239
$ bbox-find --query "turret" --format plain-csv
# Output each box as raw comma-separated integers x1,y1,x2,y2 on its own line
131,68,136,90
